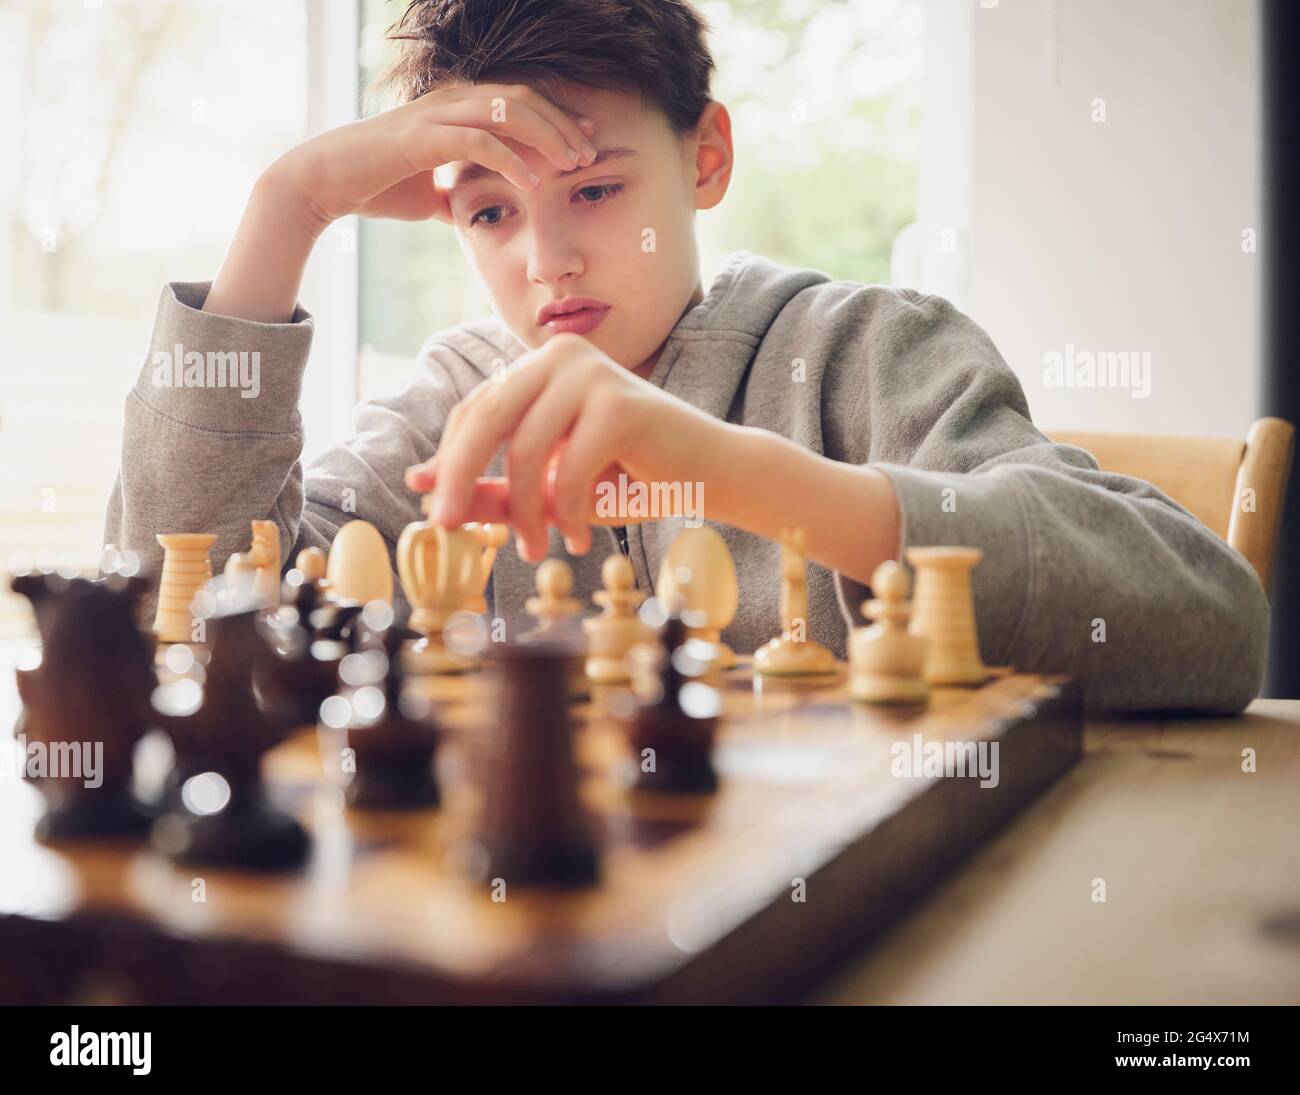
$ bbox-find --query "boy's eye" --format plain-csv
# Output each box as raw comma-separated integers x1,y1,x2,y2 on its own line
575,183,622,206
469,205,506,228
467,183,622,230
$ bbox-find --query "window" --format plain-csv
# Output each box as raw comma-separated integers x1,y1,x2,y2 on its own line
0,1,310,636
356,0,925,398
0,0,929,635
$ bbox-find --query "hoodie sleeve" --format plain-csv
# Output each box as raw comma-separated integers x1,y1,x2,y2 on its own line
831,289,1268,714
103,281,463,623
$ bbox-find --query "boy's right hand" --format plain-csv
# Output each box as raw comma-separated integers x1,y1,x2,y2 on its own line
275,83,597,235
203,84,594,322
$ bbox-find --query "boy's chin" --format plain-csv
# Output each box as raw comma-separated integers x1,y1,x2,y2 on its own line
506,321,659,373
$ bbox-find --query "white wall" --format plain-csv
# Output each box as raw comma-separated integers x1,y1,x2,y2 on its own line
966,0,1259,438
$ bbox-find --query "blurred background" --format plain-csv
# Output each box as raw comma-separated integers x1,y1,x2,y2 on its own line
0,0,1289,691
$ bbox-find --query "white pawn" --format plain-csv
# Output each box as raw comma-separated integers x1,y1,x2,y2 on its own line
583,554,650,685
525,559,588,702
753,527,838,677
849,560,929,705
525,558,583,631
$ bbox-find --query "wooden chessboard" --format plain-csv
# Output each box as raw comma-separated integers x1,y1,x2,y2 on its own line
0,656,1081,1005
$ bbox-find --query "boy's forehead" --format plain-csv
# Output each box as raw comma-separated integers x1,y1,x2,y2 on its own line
440,83,662,189
542,82,643,121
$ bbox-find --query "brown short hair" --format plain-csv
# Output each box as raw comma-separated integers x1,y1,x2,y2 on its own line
368,0,715,134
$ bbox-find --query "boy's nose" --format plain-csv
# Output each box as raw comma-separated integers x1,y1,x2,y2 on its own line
526,229,585,289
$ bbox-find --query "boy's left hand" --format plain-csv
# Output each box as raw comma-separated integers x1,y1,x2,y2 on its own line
404,332,734,562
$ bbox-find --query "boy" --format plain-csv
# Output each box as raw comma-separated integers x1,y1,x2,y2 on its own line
104,0,1267,713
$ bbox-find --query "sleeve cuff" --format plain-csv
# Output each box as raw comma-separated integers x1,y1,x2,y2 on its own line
130,280,315,433
833,462,1036,666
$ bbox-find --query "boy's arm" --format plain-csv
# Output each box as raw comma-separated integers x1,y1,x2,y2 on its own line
103,280,460,623
105,81,595,618
103,279,323,622
823,291,1269,715
409,289,1268,714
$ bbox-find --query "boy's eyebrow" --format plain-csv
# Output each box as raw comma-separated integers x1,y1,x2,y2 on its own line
447,146,639,190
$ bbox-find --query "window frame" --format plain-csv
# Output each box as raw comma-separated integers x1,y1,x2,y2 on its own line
300,0,361,460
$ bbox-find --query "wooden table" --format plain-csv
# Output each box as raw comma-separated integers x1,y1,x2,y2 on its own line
2,637,1296,1004
818,698,1300,1004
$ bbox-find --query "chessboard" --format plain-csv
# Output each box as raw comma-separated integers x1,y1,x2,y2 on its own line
0,655,1081,1005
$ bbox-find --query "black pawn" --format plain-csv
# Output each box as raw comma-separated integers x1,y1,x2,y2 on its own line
340,625,441,809
257,579,345,728
151,607,308,870
474,643,599,887
628,614,721,793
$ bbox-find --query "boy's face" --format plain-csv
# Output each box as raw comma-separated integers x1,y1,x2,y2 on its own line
441,83,731,377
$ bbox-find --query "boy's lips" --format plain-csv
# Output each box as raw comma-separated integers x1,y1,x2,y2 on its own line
536,296,611,335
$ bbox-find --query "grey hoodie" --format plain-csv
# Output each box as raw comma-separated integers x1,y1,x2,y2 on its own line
105,249,1268,713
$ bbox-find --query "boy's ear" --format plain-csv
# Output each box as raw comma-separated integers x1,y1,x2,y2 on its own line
692,101,733,212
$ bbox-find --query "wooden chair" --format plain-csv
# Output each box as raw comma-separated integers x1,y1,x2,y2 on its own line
1047,417,1295,596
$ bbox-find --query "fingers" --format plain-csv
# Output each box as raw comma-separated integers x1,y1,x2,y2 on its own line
406,475,568,530
403,470,539,528
453,478,513,524
412,90,594,186
553,405,625,554
428,353,559,527
408,431,612,555
506,384,589,560
430,99,577,176
447,83,596,170
407,123,538,192
419,335,625,558
583,464,632,527
405,458,438,493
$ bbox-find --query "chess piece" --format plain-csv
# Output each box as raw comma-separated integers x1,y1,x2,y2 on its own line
625,611,721,793
472,643,599,887
294,546,330,595
754,528,839,677
464,522,510,614
326,520,394,604
10,571,157,839
524,559,588,701
905,546,988,686
300,580,366,649
223,520,281,606
154,532,217,643
151,605,309,870
327,623,441,809
849,560,929,705
656,526,738,668
524,558,583,631
583,554,650,684
397,518,483,673
257,579,346,728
